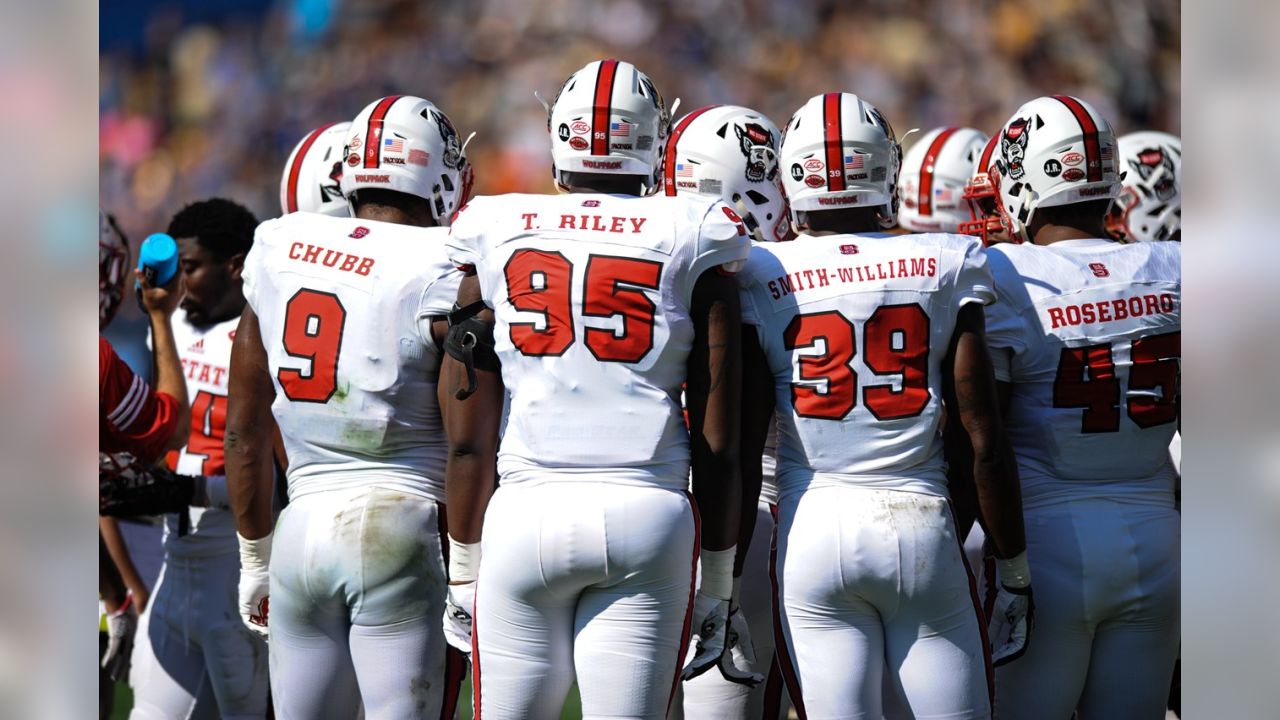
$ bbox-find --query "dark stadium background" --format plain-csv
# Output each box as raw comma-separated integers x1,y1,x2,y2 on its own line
99,0,1180,716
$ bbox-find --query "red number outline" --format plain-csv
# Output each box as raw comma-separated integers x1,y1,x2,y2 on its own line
278,289,347,404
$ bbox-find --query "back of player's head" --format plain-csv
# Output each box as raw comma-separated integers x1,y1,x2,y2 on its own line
662,105,790,242
340,96,473,226
991,95,1121,243
898,126,987,234
281,121,352,218
779,93,902,232
100,208,129,330
1106,130,1182,242
546,59,670,195
167,197,258,261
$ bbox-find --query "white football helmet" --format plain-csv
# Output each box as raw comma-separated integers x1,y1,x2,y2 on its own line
100,208,129,330
779,93,901,228
340,96,472,225
663,105,790,242
959,133,1006,244
1106,131,1181,242
280,121,351,217
992,95,1121,242
898,126,987,233
547,59,669,194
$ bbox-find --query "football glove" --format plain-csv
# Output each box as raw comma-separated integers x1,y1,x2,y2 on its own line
443,581,476,654
717,602,765,686
988,551,1034,666
237,532,271,639
101,593,137,682
682,591,731,681
99,453,196,517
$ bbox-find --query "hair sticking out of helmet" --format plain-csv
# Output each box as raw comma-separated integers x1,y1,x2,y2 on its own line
899,126,988,234
100,209,130,330
779,93,902,232
281,121,352,217
663,105,791,242
546,59,670,195
340,96,472,226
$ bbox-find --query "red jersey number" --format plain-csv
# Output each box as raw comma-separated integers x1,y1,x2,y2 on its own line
278,289,347,403
174,390,228,476
504,249,663,363
1052,331,1180,432
783,304,931,421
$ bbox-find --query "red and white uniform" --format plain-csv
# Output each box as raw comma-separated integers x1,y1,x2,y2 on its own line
447,192,750,719
243,211,466,720
738,232,995,719
100,337,180,464
984,239,1181,719
129,312,270,720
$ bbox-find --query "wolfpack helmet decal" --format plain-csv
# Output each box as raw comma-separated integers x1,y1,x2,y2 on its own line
663,105,790,242
992,95,1120,242
280,121,352,217
340,96,471,225
1106,130,1182,242
898,126,987,233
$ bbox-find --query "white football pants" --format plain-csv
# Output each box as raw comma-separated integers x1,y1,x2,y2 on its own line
128,550,269,720
681,500,791,720
268,486,466,720
473,481,697,720
774,486,991,720
993,498,1179,720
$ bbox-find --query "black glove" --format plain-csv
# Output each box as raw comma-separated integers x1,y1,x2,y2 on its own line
99,452,196,517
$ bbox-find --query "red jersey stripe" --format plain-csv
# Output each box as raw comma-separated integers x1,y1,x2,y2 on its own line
285,123,334,214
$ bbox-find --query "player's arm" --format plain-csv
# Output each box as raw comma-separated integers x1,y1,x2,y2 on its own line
138,268,191,452
438,271,503,653
944,303,1033,666
736,325,773,577
99,531,137,681
224,306,274,636
99,517,149,611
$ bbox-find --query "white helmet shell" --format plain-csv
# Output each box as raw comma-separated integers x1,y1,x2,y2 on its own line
100,209,129,330
993,95,1121,241
1107,131,1181,242
898,126,987,233
548,59,669,193
340,96,471,224
662,105,789,242
779,93,901,227
280,121,352,217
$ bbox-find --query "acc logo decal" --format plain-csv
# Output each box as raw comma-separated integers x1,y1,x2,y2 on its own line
571,120,590,135
1061,151,1084,166
803,158,824,173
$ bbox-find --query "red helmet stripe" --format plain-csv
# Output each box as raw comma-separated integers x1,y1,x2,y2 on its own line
1052,95,1102,182
823,93,845,192
977,134,999,174
591,60,620,156
363,95,403,169
285,123,334,214
663,105,721,196
918,126,959,217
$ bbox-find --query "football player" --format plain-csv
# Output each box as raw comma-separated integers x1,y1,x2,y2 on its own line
898,126,989,234
662,103,790,720
127,198,270,720
226,95,472,719
1106,131,1182,244
982,95,1180,719
439,59,752,719
281,121,353,217
737,92,1032,718
959,134,1014,246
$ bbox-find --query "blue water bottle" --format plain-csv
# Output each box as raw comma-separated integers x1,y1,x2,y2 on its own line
136,233,179,309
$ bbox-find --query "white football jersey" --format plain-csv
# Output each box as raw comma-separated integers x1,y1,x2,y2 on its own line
985,239,1181,508
739,232,995,500
447,192,751,489
150,311,239,557
243,212,461,502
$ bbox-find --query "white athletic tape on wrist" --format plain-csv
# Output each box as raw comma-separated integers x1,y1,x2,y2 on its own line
701,546,736,600
996,551,1032,589
448,536,482,583
237,531,272,571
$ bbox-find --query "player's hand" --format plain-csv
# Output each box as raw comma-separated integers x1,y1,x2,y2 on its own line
988,585,1034,666
442,580,476,654
717,603,765,686
136,268,184,317
237,532,271,639
682,591,730,681
101,593,138,682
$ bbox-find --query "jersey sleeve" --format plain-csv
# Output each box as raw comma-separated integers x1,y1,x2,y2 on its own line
690,201,753,281
241,218,279,313
982,249,1030,382
953,236,996,307
445,200,485,273
415,261,464,348
99,337,180,464
736,250,767,328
